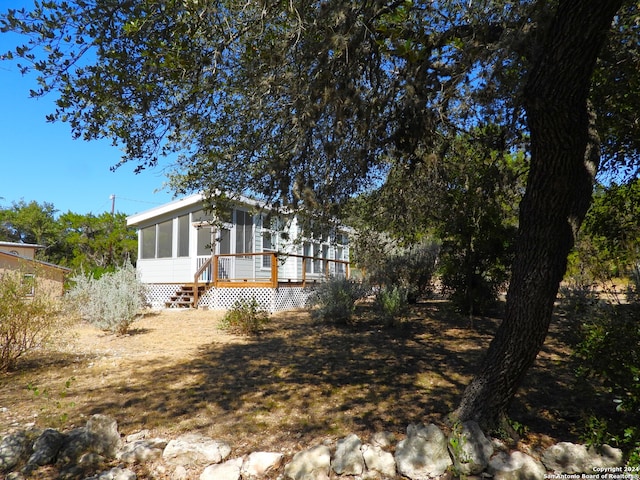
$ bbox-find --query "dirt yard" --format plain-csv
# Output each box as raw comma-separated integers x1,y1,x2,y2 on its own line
0,301,588,466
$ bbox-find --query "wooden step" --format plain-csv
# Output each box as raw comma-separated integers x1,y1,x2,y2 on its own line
165,285,208,308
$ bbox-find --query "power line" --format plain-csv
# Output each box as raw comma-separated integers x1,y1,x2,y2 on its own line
115,196,165,206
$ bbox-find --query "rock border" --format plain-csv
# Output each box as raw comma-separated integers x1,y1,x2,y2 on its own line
0,415,629,479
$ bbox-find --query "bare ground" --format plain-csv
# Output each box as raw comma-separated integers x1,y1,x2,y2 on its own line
0,300,589,474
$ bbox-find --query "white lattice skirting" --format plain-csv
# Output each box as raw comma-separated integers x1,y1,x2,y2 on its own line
144,284,313,312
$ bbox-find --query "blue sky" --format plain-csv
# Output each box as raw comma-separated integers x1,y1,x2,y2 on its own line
0,5,178,216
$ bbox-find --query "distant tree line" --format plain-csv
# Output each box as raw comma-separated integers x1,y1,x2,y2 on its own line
0,199,137,276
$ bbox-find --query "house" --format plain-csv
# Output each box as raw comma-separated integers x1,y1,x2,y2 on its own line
0,241,70,297
126,193,351,311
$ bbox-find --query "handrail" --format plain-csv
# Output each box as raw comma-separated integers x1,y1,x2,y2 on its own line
192,252,351,306
193,256,214,306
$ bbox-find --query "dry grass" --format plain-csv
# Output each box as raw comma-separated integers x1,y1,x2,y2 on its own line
0,300,586,463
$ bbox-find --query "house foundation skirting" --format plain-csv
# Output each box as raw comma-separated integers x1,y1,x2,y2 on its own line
144,283,314,312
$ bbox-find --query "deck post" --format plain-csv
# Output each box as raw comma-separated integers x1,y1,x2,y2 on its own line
193,280,199,307
271,252,278,287
213,254,219,287
302,257,307,288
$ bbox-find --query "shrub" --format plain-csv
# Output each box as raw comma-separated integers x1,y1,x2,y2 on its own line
365,240,439,304
374,285,410,326
219,298,270,335
307,277,369,325
67,261,147,335
573,300,640,465
0,269,71,371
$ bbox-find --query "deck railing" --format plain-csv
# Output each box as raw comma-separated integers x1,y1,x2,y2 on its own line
192,252,350,306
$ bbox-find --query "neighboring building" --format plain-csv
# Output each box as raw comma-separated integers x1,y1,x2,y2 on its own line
0,241,70,297
126,194,351,311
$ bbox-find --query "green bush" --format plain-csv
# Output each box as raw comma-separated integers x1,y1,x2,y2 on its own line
67,261,147,335
219,298,270,335
366,240,439,304
307,277,368,325
573,300,640,465
374,285,410,326
0,269,71,371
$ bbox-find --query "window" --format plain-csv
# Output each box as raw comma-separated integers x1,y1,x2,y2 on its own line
235,210,253,255
261,214,277,269
304,242,313,273
141,220,179,259
141,225,156,259
157,220,173,258
262,231,274,268
197,226,213,256
322,244,329,273
313,244,322,273
192,209,214,224
336,246,345,276
218,228,231,254
23,274,35,296
177,215,189,257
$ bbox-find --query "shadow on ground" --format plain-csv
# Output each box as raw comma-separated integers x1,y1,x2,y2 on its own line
2,300,591,456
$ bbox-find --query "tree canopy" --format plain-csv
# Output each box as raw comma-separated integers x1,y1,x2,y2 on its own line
2,1,636,212
0,200,137,274
2,0,639,432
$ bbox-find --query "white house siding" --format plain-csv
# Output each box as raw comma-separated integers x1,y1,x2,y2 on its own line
136,258,192,284
128,193,351,310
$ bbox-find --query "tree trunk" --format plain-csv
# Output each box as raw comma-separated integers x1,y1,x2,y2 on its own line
453,0,623,432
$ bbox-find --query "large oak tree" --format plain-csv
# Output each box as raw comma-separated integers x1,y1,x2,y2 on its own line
2,0,639,431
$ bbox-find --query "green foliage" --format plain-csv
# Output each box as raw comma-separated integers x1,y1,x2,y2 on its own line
378,241,440,304
307,278,369,326
0,269,71,371
27,377,76,429
573,299,640,462
573,179,640,281
0,200,138,274
55,211,139,274
434,135,522,316
7,0,630,212
67,261,147,335
351,233,439,304
0,199,60,249
219,298,270,336
350,130,522,316
374,285,410,327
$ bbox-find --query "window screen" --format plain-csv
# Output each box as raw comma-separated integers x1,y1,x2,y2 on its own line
141,225,156,259
178,215,189,257
157,220,173,258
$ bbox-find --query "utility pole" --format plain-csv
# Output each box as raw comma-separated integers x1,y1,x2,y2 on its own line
110,194,116,216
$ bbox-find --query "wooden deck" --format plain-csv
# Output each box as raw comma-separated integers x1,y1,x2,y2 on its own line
192,252,350,306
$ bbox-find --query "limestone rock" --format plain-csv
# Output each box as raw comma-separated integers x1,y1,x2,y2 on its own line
126,430,150,443
241,451,284,478
488,450,547,480
0,429,40,472
88,466,137,480
57,415,121,465
332,433,365,475
86,415,122,458
542,442,623,474
370,431,396,449
26,428,65,469
170,465,188,480
362,443,396,478
119,438,167,464
589,444,624,470
284,444,331,480
200,456,243,480
448,420,494,475
162,433,231,466
395,423,453,480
